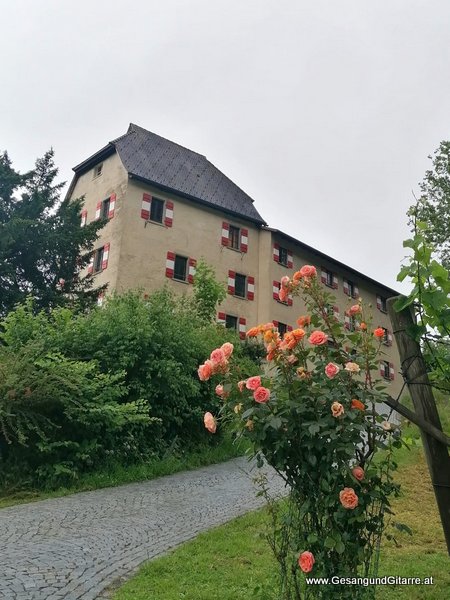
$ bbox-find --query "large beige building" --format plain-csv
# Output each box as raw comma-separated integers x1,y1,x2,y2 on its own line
67,123,402,397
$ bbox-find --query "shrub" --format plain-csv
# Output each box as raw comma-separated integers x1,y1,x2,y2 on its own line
199,267,402,599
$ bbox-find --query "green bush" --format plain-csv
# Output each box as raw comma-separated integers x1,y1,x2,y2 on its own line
0,289,260,488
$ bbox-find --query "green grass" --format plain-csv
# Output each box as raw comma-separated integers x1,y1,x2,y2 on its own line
0,436,248,509
113,445,450,600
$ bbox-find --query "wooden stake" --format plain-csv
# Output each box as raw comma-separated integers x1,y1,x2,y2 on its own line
388,297,450,554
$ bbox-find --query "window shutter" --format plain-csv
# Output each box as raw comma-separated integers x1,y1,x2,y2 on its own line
376,295,382,310
188,258,197,283
217,312,226,325
238,317,246,340
333,305,340,319
353,284,359,299
287,292,293,306
389,363,395,380
240,228,248,253
95,201,102,220
228,270,235,295
343,280,349,296
287,251,293,269
287,325,293,332
332,274,338,289
387,330,393,346
165,251,175,278
321,268,327,284
80,210,87,227
344,312,351,330
164,200,174,227
247,276,255,301
272,320,279,328
141,193,152,220
379,362,385,377
87,256,94,274
221,222,230,246
273,280,280,300
273,243,279,263
101,243,110,270
108,193,116,219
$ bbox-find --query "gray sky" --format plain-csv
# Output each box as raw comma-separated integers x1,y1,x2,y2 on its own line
2,0,450,293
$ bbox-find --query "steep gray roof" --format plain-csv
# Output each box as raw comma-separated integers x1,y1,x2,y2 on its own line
73,124,265,225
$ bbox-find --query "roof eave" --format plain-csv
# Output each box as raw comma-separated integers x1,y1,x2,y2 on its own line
266,227,400,296
72,143,116,174
129,172,267,227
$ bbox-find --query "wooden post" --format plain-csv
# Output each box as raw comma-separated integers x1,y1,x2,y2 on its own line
388,297,450,554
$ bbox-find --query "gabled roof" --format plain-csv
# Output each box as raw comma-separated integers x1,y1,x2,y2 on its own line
72,123,266,225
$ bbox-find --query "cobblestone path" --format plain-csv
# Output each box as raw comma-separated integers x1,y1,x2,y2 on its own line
0,458,286,600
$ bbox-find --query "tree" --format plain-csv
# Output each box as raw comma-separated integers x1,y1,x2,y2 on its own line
0,149,105,316
412,140,450,269
191,259,227,322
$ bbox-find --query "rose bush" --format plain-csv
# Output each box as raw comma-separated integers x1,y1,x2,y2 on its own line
198,267,401,599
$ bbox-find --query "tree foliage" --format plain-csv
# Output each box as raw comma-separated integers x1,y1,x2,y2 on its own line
191,258,227,322
412,140,450,269
0,149,104,316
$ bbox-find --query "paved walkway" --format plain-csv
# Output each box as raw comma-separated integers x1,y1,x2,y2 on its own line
0,458,286,600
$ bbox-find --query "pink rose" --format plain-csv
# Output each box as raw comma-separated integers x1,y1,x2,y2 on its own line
215,384,225,397
344,362,360,374
203,412,217,433
325,362,340,379
349,304,361,316
339,487,358,509
298,551,315,573
299,265,317,278
253,386,270,403
210,348,226,365
308,331,328,345
198,360,213,381
278,287,288,302
246,376,261,391
280,275,290,288
352,466,365,481
331,401,344,417
221,342,234,358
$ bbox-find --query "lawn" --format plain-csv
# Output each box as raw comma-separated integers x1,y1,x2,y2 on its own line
113,443,450,600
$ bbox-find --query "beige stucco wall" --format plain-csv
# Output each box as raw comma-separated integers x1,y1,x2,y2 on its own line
69,152,129,292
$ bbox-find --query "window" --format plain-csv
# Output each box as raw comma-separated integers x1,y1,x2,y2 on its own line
381,361,390,380
93,247,104,273
174,255,188,282
377,295,387,313
93,163,103,178
277,322,288,336
278,246,288,267
225,315,238,330
229,225,240,250
235,273,247,298
325,270,333,287
150,197,164,223
343,279,357,298
321,268,337,288
101,198,110,220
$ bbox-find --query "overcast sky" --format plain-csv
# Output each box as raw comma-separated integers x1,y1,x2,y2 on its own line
2,0,450,293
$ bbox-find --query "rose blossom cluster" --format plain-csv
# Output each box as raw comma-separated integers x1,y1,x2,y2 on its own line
197,342,234,381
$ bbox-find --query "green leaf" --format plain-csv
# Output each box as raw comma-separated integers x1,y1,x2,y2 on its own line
324,536,336,549
335,541,345,554
393,295,414,312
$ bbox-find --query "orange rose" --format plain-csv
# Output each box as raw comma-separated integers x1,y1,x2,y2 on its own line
215,384,225,397
292,328,305,341
299,265,317,278
373,327,385,338
359,322,367,331
331,401,344,417
352,466,365,481
253,386,271,403
298,551,315,573
308,331,328,345
351,399,365,411
293,270,302,283
297,315,311,327
246,326,260,338
198,360,213,381
278,287,288,303
221,342,234,358
203,412,217,433
339,487,359,509
210,348,227,365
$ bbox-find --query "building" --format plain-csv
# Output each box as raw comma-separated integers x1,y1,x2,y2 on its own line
67,123,402,396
